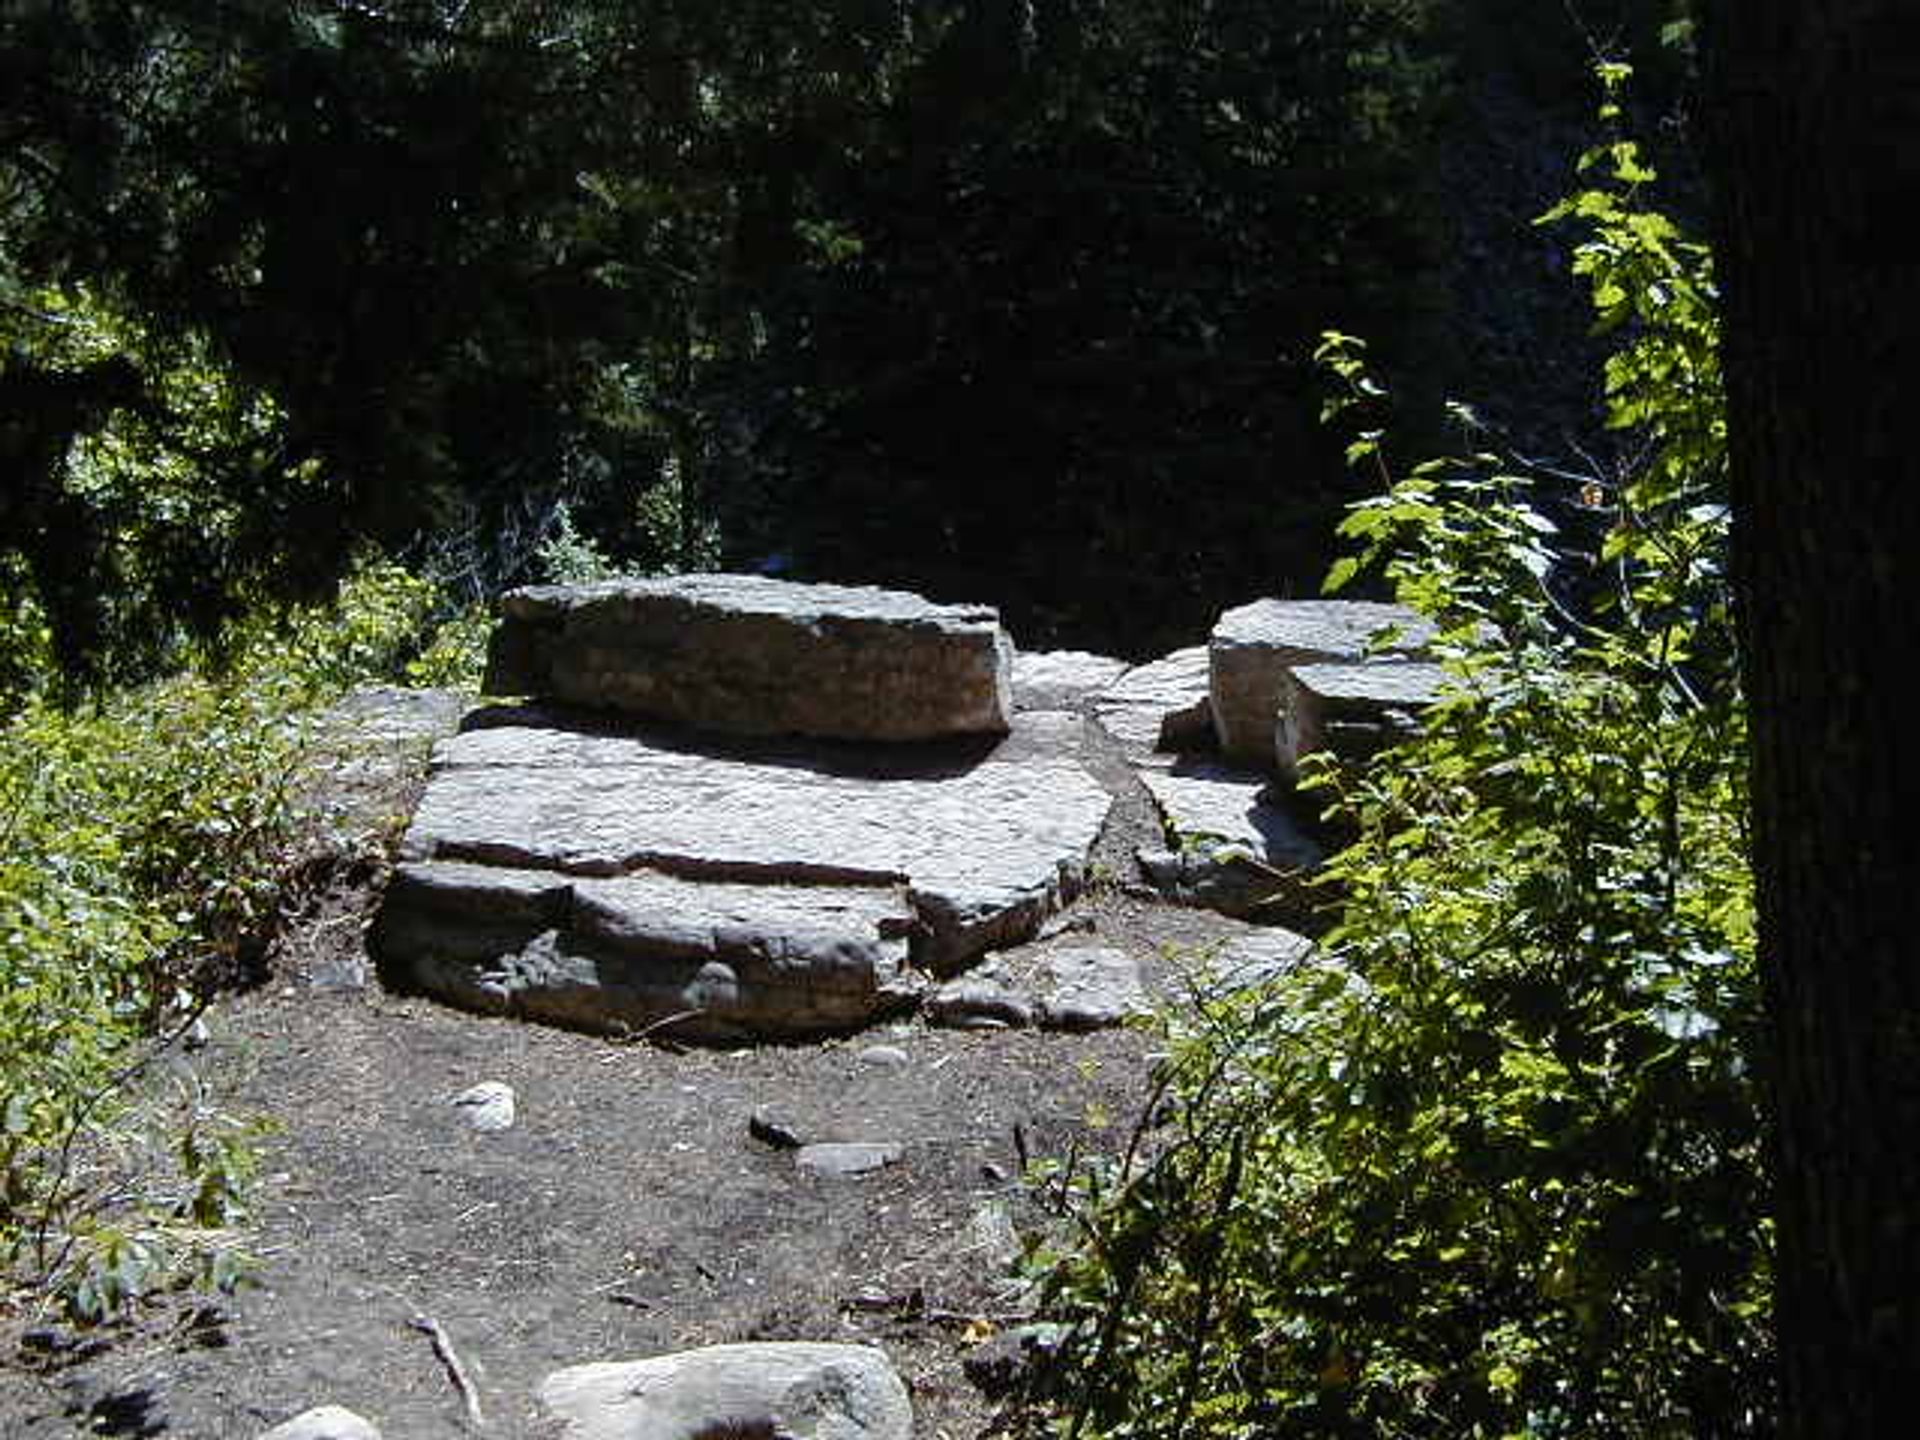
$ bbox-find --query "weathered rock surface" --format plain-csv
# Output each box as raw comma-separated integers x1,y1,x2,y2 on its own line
1209,599,1435,765
924,947,1151,1031
925,959,1035,1030
258,1406,382,1440
485,574,1014,741
376,861,920,1040
797,1142,904,1178
1091,646,1213,759
1037,947,1151,1031
537,1342,912,1440
1137,761,1325,921
1277,659,1449,780
1012,649,1130,711
448,1080,516,1132
1203,927,1318,991
373,713,1111,1037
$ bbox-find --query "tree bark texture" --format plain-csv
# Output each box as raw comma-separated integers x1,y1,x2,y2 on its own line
1702,3,1920,1429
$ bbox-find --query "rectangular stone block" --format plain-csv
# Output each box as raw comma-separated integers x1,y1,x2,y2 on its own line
485,574,1014,742
1276,660,1449,780
1208,599,1434,765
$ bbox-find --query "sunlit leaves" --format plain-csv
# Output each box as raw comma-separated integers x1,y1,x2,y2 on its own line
1037,72,1767,1439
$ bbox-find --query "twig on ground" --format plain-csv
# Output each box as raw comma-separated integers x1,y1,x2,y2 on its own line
407,1314,485,1431
611,1007,706,1048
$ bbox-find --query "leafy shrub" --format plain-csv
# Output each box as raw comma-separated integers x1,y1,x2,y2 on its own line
1034,71,1769,1438
1,672,300,1316
0,553,479,1319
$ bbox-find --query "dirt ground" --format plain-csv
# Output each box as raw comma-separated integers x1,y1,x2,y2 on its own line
0,692,1288,1439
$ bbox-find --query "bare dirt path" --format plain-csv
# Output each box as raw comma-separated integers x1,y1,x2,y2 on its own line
1,691,1279,1438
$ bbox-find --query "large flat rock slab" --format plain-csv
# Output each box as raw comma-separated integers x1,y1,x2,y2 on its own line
374,861,919,1040
1012,649,1129,711
484,574,1013,741
374,714,1112,1035
1209,599,1434,765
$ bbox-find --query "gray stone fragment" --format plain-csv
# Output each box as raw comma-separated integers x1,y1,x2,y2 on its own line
1012,649,1130,711
1092,646,1213,761
486,574,1012,741
258,1406,383,1440
1277,660,1449,780
855,1043,910,1067
1209,599,1435,765
1135,848,1273,920
449,1081,516,1132
1204,928,1317,991
1037,947,1151,1031
538,1342,912,1440
965,1197,1024,1270
1136,760,1324,922
797,1142,904,1178
925,961,1035,1029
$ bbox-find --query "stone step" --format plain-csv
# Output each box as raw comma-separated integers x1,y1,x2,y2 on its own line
373,713,1113,1036
1134,759,1325,922
484,574,1013,742
1091,645,1213,760
1208,598,1434,765
373,860,920,1041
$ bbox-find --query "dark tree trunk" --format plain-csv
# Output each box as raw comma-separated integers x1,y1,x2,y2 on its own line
1700,3,1920,1429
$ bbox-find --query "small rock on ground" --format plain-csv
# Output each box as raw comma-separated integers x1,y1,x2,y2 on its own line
749,1109,806,1149
448,1080,516,1132
258,1405,383,1440
1208,928,1317,990
797,1142,904,1178
1037,947,1151,1031
537,1341,912,1440
925,965,1034,1029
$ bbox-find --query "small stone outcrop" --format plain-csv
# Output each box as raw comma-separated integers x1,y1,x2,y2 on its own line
537,1342,912,1440
924,946,1152,1031
485,574,1014,742
372,675,1111,1039
1204,927,1317,990
376,858,922,1040
1276,659,1449,781
1209,599,1435,766
1036,946,1151,1031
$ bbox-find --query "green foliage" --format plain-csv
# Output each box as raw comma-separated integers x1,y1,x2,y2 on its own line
0,554,472,1319
5,0,1463,670
1034,76,1768,1438
534,502,622,586
1,672,298,1316
0,282,295,695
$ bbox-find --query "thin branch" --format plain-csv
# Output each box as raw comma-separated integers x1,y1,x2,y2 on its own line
407,1314,486,1431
